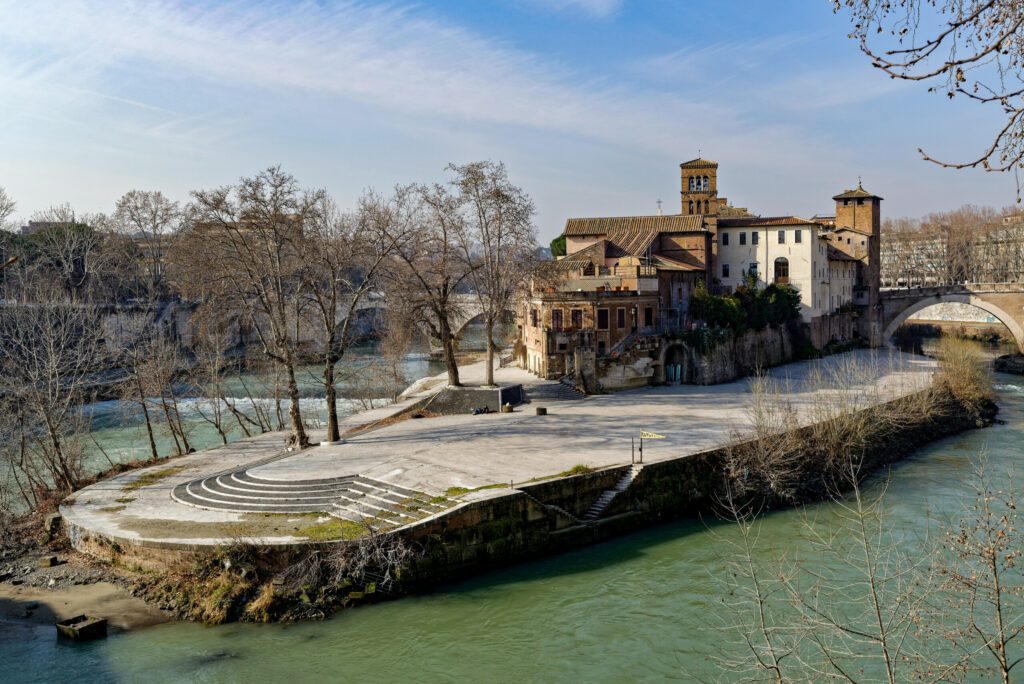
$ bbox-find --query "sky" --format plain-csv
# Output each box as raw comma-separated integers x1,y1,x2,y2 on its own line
0,0,1016,241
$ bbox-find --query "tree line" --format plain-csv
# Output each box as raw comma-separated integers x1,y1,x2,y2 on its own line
881,204,1024,287
0,162,537,515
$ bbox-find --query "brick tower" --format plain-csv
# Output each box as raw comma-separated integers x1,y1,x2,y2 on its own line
680,158,719,215
833,182,883,343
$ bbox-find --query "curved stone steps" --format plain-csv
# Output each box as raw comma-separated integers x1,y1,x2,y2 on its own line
171,470,451,524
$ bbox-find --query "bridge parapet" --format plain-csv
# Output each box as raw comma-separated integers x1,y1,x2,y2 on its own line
882,283,1024,300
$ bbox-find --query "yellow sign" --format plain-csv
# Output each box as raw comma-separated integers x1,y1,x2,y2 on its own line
639,431,666,439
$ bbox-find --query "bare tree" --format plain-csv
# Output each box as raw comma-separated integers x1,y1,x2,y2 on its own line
0,186,15,231
113,190,179,296
25,205,105,301
448,161,537,387
374,185,472,387
940,459,1024,682
173,167,315,448
300,195,404,443
834,0,1024,183
0,287,103,492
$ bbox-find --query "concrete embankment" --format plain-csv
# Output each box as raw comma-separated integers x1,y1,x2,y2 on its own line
397,388,994,589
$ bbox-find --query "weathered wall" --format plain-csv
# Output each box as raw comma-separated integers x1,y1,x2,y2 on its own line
809,311,857,349
399,389,992,589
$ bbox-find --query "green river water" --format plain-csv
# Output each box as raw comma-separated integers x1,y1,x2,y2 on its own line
4,347,1024,682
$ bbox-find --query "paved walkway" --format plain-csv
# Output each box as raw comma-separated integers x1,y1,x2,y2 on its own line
61,350,936,547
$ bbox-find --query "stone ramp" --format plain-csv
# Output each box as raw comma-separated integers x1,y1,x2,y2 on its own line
172,472,447,524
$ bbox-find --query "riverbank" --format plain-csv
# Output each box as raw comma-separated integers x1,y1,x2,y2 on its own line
9,346,994,630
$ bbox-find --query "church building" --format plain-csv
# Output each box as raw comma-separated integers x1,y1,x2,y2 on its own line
517,159,881,382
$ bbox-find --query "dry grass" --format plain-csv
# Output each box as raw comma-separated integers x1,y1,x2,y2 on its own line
932,336,994,417
121,466,186,492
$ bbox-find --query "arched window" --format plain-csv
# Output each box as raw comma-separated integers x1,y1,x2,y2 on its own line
688,177,696,191
702,176,709,190
688,200,694,214
774,257,790,284
703,200,709,213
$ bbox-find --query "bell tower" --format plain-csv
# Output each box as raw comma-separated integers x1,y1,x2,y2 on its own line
680,158,719,215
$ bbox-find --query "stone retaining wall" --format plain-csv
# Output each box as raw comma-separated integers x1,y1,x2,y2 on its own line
398,389,992,589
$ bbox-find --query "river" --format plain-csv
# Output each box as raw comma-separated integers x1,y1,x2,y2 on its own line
4,342,1023,682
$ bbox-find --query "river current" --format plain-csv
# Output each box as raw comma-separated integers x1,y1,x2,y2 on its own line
4,350,1024,682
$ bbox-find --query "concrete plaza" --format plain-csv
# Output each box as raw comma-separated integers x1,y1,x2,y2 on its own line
62,350,936,547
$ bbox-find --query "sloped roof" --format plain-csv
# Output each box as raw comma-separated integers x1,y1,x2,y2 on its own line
563,214,707,236
718,216,819,228
827,245,860,262
680,158,718,168
650,252,705,272
833,183,883,200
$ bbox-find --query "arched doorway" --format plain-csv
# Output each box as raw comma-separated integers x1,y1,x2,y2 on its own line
773,257,789,285
660,342,687,384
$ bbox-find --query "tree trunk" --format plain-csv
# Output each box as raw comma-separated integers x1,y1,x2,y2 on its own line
440,317,461,386
284,356,309,448
484,316,495,386
159,396,183,455
135,374,159,460
324,355,339,443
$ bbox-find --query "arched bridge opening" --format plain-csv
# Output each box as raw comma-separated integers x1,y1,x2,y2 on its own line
881,291,1024,352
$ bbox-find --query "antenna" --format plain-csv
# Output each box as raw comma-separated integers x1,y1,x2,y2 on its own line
656,199,663,216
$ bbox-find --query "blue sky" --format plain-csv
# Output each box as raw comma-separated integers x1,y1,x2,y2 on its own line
0,0,1015,240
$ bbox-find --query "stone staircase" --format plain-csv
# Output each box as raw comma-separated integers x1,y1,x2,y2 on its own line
172,471,448,524
526,379,585,402
582,464,642,522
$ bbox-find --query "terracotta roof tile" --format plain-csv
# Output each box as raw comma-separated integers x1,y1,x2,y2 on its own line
563,214,707,236
718,216,819,228
680,158,718,168
832,184,883,200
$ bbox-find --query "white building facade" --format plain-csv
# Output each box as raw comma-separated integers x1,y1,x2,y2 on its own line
715,217,858,321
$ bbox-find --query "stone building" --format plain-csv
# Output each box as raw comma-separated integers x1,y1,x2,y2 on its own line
518,159,882,383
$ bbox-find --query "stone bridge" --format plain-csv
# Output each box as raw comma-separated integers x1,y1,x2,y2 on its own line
880,283,1024,350
352,292,512,352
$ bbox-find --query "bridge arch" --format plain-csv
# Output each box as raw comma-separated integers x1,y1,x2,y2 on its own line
882,293,1024,351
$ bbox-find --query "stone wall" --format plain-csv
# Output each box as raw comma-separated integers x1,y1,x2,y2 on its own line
398,389,993,589
809,311,857,349
656,323,799,386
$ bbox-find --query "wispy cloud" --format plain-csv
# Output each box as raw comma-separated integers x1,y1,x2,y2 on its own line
0,0,828,162
515,0,623,19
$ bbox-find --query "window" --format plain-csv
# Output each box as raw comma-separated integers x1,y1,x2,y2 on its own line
551,309,563,331
644,307,654,327
598,340,607,354
530,308,538,327
722,263,730,278
749,262,759,277
571,308,583,329
739,232,747,245
702,176,709,190
794,229,802,244
616,307,626,329
721,232,729,246
704,200,709,213
778,230,786,244
688,200,694,214
597,308,609,330
774,257,789,284
752,231,759,245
